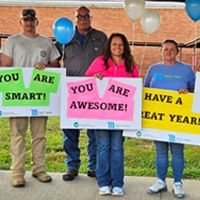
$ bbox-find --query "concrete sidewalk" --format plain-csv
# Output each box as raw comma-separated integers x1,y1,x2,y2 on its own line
0,170,199,200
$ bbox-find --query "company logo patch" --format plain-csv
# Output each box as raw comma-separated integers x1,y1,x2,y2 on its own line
40,51,47,57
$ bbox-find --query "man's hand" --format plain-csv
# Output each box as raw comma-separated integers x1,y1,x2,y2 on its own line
35,62,47,70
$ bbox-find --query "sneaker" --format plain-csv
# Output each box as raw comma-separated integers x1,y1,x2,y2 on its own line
112,187,124,196
147,179,167,194
62,169,78,181
32,171,52,182
87,170,96,178
12,176,26,187
172,182,185,199
99,186,111,195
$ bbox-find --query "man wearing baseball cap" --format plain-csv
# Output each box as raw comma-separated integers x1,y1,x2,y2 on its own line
20,9,38,20
0,8,60,187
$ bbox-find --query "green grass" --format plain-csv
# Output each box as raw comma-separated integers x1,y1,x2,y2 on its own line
0,117,200,179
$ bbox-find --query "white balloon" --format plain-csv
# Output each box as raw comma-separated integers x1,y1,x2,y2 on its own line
124,0,146,21
141,10,162,35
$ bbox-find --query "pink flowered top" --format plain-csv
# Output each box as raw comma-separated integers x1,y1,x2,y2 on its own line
85,56,139,78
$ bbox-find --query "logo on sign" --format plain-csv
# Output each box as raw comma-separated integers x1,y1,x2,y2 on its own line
74,122,79,128
136,131,142,137
31,109,38,116
107,122,115,129
168,134,176,142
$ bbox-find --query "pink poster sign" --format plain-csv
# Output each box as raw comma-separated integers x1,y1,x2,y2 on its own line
67,78,137,121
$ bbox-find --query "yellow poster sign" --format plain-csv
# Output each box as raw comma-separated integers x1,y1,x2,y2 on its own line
143,88,200,135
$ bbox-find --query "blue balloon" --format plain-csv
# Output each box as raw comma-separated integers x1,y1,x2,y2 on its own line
185,0,200,22
53,17,75,45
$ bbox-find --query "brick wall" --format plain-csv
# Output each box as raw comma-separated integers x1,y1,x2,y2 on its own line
0,5,199,78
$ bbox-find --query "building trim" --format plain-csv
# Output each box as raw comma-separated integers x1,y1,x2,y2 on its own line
0,1,185,9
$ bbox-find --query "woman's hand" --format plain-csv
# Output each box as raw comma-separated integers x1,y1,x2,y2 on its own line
94,73,103,80
178,88,189,94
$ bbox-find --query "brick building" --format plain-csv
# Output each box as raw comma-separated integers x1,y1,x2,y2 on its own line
0,2,199,78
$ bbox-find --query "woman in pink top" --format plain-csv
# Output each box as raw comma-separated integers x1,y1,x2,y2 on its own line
86,34,139,78
85,33,139,196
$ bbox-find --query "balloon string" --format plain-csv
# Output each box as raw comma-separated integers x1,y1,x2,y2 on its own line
131,21,134,52
194,22,197,72
140,34,149,76
62,44,65,69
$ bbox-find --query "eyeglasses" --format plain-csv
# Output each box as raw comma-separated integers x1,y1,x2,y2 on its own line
76,14,90,20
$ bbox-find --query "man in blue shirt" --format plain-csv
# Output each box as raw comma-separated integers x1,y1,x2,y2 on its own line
55,6,107,181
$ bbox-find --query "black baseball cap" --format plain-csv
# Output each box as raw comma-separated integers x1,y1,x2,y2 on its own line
20,9,38,20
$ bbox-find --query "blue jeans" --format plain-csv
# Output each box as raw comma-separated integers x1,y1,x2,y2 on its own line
63,129,96,171
96,129,124,188
155,141,184,183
